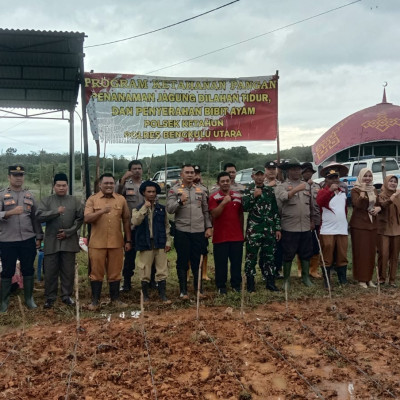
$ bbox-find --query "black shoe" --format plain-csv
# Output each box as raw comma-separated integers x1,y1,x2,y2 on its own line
44,299,54,309
120,285,131,292
62,297,75,306
218,288,227,295
266,276,279,292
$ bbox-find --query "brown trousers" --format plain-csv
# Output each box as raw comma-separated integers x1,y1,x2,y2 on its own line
88,247,124,282
137,248,168,282
319,235,348,267
377,235,400,284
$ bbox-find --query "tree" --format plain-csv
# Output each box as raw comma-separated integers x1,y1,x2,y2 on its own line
5,147,17,155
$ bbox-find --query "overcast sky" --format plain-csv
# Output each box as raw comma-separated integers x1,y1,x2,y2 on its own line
0,0,399,161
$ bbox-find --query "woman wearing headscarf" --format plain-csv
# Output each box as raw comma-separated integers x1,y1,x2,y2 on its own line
377,175,400,287
349,168,381,288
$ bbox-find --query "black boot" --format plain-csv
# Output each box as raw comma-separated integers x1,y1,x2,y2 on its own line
282,261,292,290
109,281,127,307
0,278,12,313
149,263,157,290
322,267,332,288
121,277,132,292
336,265,348,285
300,260,313,287
158,280,171,303
23,276,37,309
141,281,150,302
266,275,279,292
88,280,102,310
246,275,255,293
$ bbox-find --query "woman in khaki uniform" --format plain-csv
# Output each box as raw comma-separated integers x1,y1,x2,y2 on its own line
377,175,400,286
349,168,381,288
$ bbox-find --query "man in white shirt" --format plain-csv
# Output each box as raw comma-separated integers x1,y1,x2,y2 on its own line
316,163,349,287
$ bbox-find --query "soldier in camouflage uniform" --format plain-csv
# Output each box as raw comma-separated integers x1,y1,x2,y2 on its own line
243,166,281,292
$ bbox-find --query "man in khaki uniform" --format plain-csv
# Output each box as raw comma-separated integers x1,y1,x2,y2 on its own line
167,164,212,299
297,163,321,279
275,161,314,288
84,173,131,310
0,165,42,312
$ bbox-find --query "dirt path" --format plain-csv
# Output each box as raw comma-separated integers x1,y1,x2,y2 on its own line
1,292,400,399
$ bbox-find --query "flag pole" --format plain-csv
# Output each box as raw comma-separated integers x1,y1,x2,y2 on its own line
275,70,280,164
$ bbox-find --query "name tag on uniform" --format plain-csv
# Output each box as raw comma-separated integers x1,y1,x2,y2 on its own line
4,199,16,206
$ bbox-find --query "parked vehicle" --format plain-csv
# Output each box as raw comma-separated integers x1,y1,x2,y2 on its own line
340,157,400,193
151,167,181,193
235,168,253,190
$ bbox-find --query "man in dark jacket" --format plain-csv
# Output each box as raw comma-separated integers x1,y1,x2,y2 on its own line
132,181,171,303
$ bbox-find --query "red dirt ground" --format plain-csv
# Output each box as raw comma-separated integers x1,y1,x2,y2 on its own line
1,292,400,399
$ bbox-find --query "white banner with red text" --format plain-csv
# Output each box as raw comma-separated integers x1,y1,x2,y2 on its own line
84,73,278,143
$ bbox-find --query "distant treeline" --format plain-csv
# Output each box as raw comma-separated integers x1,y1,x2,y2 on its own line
0,144,312,188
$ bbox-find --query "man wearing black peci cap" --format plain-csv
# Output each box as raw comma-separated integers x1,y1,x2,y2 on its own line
37,173,84,308
0,165,43,312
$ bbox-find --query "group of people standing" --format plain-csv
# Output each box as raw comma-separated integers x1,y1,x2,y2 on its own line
0,158,399,313
350,170,400,288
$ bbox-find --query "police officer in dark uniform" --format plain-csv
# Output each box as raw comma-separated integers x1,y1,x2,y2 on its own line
0,165,43,312
116,160,144,291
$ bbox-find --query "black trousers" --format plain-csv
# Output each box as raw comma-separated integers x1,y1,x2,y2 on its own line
174,230,204,294
0,237,37,279
122,228,136,281
281,230,313,262
213,241,243,291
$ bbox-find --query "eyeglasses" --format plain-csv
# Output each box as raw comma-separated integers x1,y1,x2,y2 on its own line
11,173,24,177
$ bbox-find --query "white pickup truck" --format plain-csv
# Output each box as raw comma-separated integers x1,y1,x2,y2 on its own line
340,157,400,190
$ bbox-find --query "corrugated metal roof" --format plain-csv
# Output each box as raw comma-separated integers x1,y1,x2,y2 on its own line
0,29,85,111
